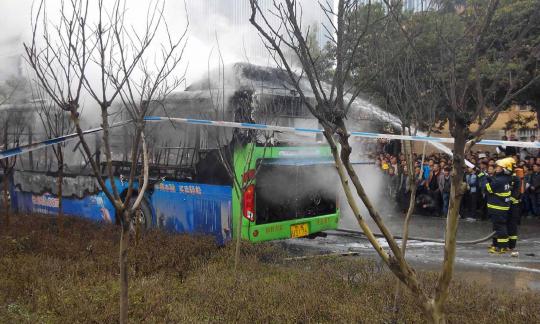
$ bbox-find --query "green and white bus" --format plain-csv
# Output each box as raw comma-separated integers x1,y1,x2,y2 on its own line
232,143,339,242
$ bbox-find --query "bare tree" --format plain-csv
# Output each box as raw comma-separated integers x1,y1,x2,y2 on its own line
381,1,540,321
205,47,273,274
248,0,524,322
24,0,187,322
382,56,443,315
0,78,32,226
250,0,539,322
30,84,74,230
249,0,426,315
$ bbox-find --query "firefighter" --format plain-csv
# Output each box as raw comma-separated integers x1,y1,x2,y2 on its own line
485,158,513,254
508,166,522,257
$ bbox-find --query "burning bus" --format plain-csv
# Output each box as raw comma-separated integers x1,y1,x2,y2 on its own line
7,63,340,243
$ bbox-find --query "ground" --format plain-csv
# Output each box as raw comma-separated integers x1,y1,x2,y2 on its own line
326,210,540,291
1,214,539,323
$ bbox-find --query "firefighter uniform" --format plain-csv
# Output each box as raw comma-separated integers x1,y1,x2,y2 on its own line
485,172,512,253
507,172,521,253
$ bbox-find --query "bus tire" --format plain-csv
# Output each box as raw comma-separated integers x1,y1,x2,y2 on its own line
129,198,153,232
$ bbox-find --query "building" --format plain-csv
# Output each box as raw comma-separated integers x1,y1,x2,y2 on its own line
356,0,438,12
419,106,539,154
437,105,538,141
477,106,538,140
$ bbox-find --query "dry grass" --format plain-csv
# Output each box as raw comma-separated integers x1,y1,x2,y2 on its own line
0,214,539,323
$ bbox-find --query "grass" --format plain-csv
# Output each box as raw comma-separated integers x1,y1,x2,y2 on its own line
0,214,539,323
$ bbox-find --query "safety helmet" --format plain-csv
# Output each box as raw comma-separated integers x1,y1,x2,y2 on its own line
495,157,515,172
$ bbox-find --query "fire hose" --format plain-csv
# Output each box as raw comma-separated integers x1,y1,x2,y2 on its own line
283,230,496,262
331,228,496,244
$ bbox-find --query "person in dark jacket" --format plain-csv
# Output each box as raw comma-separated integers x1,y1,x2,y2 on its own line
465,167,479,219
507,168,521,257
477,162,489,220
527,164,540,217
521,165,533,216
439,167,451,217
428,163,442,216
485,158,513,254
415,193,438,216
397,166,411,213
496,135,518,157
505,134,519,157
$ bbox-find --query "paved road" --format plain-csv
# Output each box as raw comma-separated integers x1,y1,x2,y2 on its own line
285,216,540,292
283,164,540,291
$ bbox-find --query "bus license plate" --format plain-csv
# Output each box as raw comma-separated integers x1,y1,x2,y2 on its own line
290,223,309,238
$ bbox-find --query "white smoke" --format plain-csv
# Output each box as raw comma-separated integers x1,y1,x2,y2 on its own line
0,0,334,90
337,164,392,231
0,0,428,221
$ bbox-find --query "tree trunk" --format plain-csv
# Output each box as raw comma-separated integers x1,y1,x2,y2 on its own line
432,122,467,322
393,138,419,313
424,299,446,324
234,193,243,274
324,132,392,264
332,124,439,319
335,126,409,269
402,137,424,255
324,130,432,308
2,174,10,227
129,131,149,247
57,145,64,232
534,105,540,132
401,185,417,255
119,209,129,324
28,129,34,170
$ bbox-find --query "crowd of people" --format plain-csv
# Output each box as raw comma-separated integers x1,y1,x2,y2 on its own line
372,135,540,256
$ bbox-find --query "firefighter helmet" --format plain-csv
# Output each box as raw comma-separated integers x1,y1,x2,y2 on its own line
496,157,515,172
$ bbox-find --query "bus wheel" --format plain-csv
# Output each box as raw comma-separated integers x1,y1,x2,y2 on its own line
129,199,153,233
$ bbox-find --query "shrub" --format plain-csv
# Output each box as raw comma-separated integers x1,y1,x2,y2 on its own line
0,214,538,323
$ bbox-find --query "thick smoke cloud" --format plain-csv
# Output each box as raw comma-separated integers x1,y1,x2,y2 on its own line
0,0,332,94
0,0,396,228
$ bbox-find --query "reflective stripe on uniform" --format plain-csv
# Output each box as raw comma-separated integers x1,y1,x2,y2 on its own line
486,183,493,193
495,191,511,197
487,203,510,211
509,235,518,240
510,197,520,204
497,238,509,243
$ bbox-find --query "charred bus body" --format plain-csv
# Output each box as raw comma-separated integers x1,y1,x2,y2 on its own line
142,63,340,242
8,63,340,242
